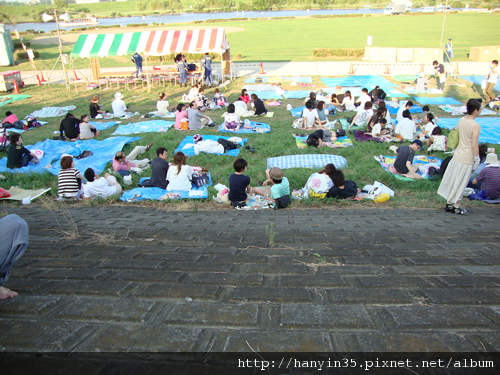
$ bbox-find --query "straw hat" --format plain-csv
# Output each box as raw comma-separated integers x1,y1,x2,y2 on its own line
485,153,499,165
114,92,124,99
269,167,283,180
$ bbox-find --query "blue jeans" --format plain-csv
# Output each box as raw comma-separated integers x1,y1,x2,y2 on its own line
0,214,28,287
22,153,34,167
204,68,212,85
180,72,187,85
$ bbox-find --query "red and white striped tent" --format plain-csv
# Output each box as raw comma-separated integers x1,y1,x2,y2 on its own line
71,28,230,58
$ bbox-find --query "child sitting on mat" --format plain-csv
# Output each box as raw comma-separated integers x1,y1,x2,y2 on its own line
228,158,252,208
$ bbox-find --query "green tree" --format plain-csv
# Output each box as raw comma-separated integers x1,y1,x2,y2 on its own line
54,0,67,8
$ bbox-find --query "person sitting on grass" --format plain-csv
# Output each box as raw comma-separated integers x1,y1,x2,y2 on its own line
368,86,387,102
327,169,360,199
234,99,255,117
417,113,438,140
59,113,80,140
252,167,291,209
223,103,242,131
348,101,373,129
2,111,23,129
301,100,319,129
174,103,188,130
394,109,416,141
78,115,100,140
6,133,39,169
212,88,226,106
228,158,252,208
187,101,210,130
388,140,424,179
187,84,199,102
89,95,107,119
112,142,153,184
157,93,170,114
0,214,28,301
330,93,340,106
83,168,122,199
58,154,84,199
397,100,413,123
112,92,131,118
369,118,391,138
426,126,447,152
139,147,169,189
251,94,267,116
239,89,250,104
307,129,337,148
341,90,355,111
305,92,319,108
355,88,371,108
316,101,330,127
367,106,386,133
195,88,210,109
471,153,500,200
166,152,194,192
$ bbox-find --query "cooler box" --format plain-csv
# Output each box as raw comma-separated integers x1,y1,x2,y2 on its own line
0,70,22,92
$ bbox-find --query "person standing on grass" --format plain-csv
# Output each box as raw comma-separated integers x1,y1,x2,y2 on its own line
0,214,28,300
433,60,447,90
179,56,188,87
438,99,482,215
202,52,213,87
484,60,498,104
444,38,453,63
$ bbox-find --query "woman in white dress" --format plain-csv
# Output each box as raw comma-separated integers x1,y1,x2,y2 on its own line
437,99,482,214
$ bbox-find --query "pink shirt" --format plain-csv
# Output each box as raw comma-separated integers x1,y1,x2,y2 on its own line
3,114,18,124
112,159,135,172
174,110,188,129
240,94,250,104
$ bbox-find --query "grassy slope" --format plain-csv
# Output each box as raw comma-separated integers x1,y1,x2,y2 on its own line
0,74,496,210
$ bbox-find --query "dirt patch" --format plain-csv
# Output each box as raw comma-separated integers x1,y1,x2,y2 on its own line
31,25,244,46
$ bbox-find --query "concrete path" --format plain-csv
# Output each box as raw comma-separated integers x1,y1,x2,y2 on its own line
1,206,500,356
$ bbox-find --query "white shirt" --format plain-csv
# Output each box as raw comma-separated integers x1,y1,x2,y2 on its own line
354,108,373,126
83,177,116,199
224,112,241,126
342,96,355,111
487,65,499,84
166,164,194,191
112,98,127,117
357,93,371,108
396,105,408,123
157,100,169,114
371,123,382,137
395,118,417,140
79,122,96,140
301,108,319,128
194,140,224,155
423,122,437,135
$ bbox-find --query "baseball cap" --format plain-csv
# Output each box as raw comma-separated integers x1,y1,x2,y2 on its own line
411,139,424,150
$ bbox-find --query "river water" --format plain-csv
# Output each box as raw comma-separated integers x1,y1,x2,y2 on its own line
6,8,391,33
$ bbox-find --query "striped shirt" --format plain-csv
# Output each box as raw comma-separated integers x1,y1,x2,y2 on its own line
476,165,500,199
58,168,82,197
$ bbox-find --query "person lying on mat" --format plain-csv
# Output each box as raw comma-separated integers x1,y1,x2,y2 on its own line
139,147,169,189
327,169,360,200
252,167,290,209
394,110,416,141
223,104,242,131
347,101,373,129
306,129,337,148
193,134,236,155
166,152,194,192
251,94,268,116
112,142,153,182
7,134,39,169
228,158,252,208
83,168,122,199
388,140,424,179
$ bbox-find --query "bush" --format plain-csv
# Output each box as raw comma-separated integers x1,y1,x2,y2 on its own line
127,23,148,27
98,25,120,29
13,41,31,50
311,14,368,18
312,48,364,59
270,16,295,19
15,50,40,60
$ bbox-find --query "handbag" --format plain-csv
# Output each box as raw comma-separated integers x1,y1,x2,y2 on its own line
193,173,209,188
448,126,460,149
336,129,346,137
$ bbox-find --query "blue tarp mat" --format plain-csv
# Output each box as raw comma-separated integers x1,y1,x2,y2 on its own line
121,186,209,201
246,90,283,100
378,155,442,181
323,87,362,97
267,154,348,170
0,136,140,175
289,106,305,117
245,77,268,83
111,120,175,135
283,90,311,99
217,121,270,134
89,121,118,131
243,84,275,91
413,97,462,105
436,117,500,144
321,76,398,89
386,102,423,115
174,135,247,157
460,76,500,91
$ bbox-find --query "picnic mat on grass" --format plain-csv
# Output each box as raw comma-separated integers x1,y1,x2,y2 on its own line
218,121,270,134
339,118,364,131
244,77,268,83
26,105,76,118
289,76,312,83
243,84,275,91
294,135,353,149
289,106,305,117
148,111,176,118
112,120,174,135
0,136,140,175
354,131,401,143
321,76,398,89
0,95,32,107
460,76,500,90
413,97,462,106
267,154,347,170
385,101,423,115
377,155,442,181
246,90,283,100
6,121,49,134
283,90,311,99
89,121,118,131
0,187,51,201
393,75,418,82
439,105,497,116
405,87,443,94
435,117,500,144
175,135,247,157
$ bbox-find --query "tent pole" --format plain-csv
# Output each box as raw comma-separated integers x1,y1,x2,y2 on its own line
145,56,151,93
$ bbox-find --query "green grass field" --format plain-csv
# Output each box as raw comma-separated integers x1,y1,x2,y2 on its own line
0,73,496,210
5,13,500,73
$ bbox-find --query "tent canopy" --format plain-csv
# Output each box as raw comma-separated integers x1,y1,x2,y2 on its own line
70,28,229,58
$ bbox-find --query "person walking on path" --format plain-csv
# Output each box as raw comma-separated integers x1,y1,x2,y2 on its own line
438,99,482,215
444,38,453,63
484,60,498,104
132,52,143,77
202,53,213,87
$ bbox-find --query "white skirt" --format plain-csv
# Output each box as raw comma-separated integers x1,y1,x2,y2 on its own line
437,159,472,204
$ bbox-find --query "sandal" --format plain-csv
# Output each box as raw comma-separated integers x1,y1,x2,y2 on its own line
452,207,467,215
145,141,153,152
445,204,454,212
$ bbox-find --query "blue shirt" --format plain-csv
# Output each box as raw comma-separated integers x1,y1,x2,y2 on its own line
203,55,212,70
